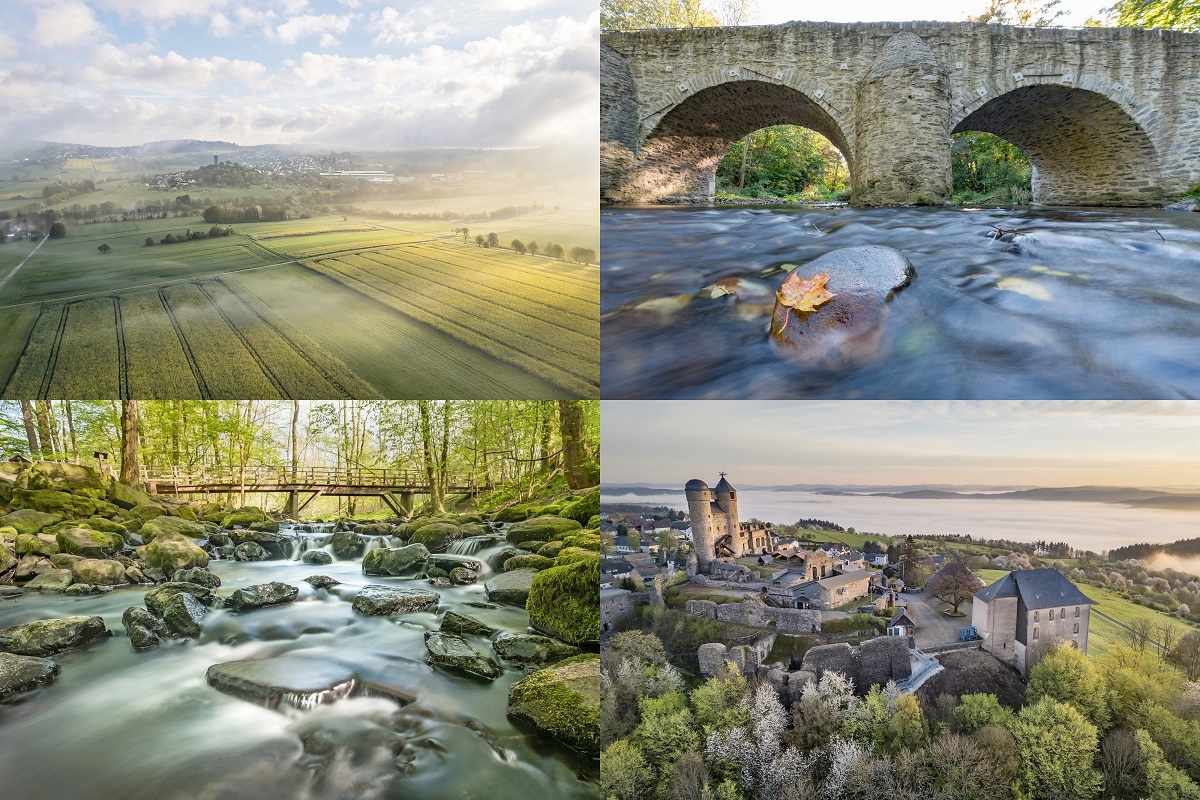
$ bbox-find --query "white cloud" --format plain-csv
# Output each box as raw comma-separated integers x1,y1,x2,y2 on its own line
210,12,236,36
31,0,108,48
84,44,268,87
93,0,232,22
271,12,354,44
368,6,453,45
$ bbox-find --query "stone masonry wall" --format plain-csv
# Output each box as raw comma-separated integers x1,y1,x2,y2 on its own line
685,596,823,632
602,22,1200,206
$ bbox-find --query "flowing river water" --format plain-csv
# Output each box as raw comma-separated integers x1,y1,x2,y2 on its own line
601,206,1200,398
0,525,598,800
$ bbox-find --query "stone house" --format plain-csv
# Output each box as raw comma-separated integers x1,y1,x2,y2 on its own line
789,569,873,610
972,568,1092,676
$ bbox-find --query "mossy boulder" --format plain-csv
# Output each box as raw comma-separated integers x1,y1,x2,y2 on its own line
507,655,600,755
24,569,74,591
84,516,129,535
1,509,63,535
355,523,393,537
330,530,364,559
26,462,108,498
13,488,115,519
249,520,280,534
49,553,83,569
504,554,555,572
233,542,269,561
484,569,535,607
144,582,215,618
504,516,581,545
362,543,429,576
122,607,170,651
13,555,52,581
160,592,208,638
554,547,596,566
440,610,495,637
409,523,460,553
537,541,566,558
144,532,209,574
561,531,602,552
459,522,487,537
527,556,600,646
449,567,477,585
56,527,124,558
424,631,502,680
224,581,299,611
492,633,581,666
109,481,154,510
586,515,600,529
0,652,60,699
16,533,59,557
560,488,599,525
222,508,267,529
352,585,440,616
173,567,221,589
301,549,332,566
516,540,547,552
0,542,15,574
70,559,127,586
494,506,532,523
128,504,166,522
139,516,206,542
0,615,109,656
0,525,16,548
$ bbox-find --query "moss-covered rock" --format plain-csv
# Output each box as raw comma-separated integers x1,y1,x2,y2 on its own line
424,631,501,680
122,607,170,651
49,553,83,569
13,488,115,519
484,569,535,606
16,533,59,557
144,532,209,574
537,541,566,558
160,592,208,638
0,541,15,574
352,585,440,616
362,543,429,576
173,567,221,588
108,481,154,510
128,504,166,522
440,610,495,637
249,520,280,534
224,581,299,611
55,527,123,558
492,633,581,666
301,549,332,566
516,540,548,552
409,523,461,553
0,525,16,548
554,547,596,566
0,615,109,656
139,516,206,542
560,531,602,552
330,530,364,559
0,652,60,699
26,462,108,499
586,515,600,529
494,506,533,523
504,554,555,572
70,559,126,586
507,654,600,755
527,556,600,646
24,569,74,591
560,488,599,525
458,522,488,537
144,582,215,618
222,508,267,529
1,509,63,535
13,555,52,581
504,516,581,545
449,566,477,585
233,542,269,561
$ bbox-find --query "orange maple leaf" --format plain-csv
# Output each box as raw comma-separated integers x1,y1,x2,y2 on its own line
775,272,836,334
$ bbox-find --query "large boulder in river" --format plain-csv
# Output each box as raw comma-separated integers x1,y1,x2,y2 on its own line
233,542,269,561
160,592,209,638
122,607,171,651
55,527,123,558
408,523,460,552
492,632,581,666
0,652,60,699
13,488,115,519
24,569,74,591
0,615,109,656
70,558,127,586
504,516,581,545
301,549,332,566
144,532,209,574
440,610,495,637
174,567,221,589
108,481,154,510
139,516,206,542
144,582,216,618
224,581,299,612
362,543,429,577
330,530,363,559
484,569,535,607
507,655,600,755
424,631,502,680
527,556,601,646
769,246,915,368
222,507,266,529
352,585,440,616
1,509,63,535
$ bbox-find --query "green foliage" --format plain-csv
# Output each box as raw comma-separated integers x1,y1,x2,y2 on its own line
690,667,750,734
821,613,885,634
951,132,1033,204
48,221,67,238
632,692,701,771
1027,644,1111,730
955,692,1014,732
1009,697,1104,800
601,0,718,30
1133,728,1200,800
1111,0,1200,31
1130,702,1200,783
600,739,654,800
715,126,847,200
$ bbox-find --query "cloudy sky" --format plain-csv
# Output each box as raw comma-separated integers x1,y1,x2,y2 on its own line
0,0,598,149
603,401,1200,488
753,0,1109,26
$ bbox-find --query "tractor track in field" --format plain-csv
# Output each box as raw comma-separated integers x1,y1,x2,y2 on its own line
0,306,45,396
194,281,289,399
212,275,358,399
37,304,70,399
113,295,130,399
158,288,211,400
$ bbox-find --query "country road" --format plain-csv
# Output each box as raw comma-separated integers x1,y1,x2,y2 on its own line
0,233,49,294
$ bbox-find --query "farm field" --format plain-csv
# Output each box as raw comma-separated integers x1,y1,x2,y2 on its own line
354,204,601,255
0,213,599,398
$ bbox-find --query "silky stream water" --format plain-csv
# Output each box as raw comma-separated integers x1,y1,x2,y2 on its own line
601,205,1200,398
0,526,598,800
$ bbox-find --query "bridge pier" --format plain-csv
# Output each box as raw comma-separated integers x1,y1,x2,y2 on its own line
382,492,414,517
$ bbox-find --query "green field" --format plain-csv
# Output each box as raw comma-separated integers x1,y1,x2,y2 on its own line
0,213,599,398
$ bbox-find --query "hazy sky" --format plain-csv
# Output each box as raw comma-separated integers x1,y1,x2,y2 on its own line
0,0,598,149
602,401,1200,488
753,0,1110,26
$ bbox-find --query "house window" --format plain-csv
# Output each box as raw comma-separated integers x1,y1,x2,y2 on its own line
1048,610,1054,621
1034,611,1039,622
1073,622,1079,634
1061,608,1066,619
1033,627,1039,640
1075,606,1080,618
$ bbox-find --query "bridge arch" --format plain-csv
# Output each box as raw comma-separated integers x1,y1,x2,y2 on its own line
630,78,853,203
952,81,1162,206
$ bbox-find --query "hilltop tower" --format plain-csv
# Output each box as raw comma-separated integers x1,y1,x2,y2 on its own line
685,472,748,569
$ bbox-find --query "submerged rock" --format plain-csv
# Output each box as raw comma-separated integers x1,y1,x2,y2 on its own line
362,543,429,577
0,652,60,699
440,610,495,637
206,656,357,710
429,577,452,588
484,569,535,607
0,615,109,656
1164,198,1199,212
769,246,915,368
304,575,341,590
122,607,172,651
233,542,269,562
63,583,112,596
352,585,440,616
492,633,582,666
449,567,477,585
161,592,209,638
424,632,502,680
224,581,299,612
301,549,332,566
507,654,600,755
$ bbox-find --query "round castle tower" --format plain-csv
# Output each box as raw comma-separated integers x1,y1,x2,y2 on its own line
685,473,740,569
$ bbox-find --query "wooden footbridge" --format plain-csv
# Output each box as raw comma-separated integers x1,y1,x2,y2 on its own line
140,465,485,516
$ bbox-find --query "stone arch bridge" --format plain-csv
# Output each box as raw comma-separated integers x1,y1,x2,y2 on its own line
601,21,1200,207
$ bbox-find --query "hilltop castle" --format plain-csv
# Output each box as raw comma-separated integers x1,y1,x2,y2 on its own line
685,473,773,569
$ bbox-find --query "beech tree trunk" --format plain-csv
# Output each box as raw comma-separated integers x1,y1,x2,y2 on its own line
558,400,589,490
418,401,444,513
120,400,140,486
20,401,39,457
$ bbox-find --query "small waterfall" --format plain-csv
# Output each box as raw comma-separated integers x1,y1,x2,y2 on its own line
279,677,357,711
362,536,387,554
448,535,505,556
